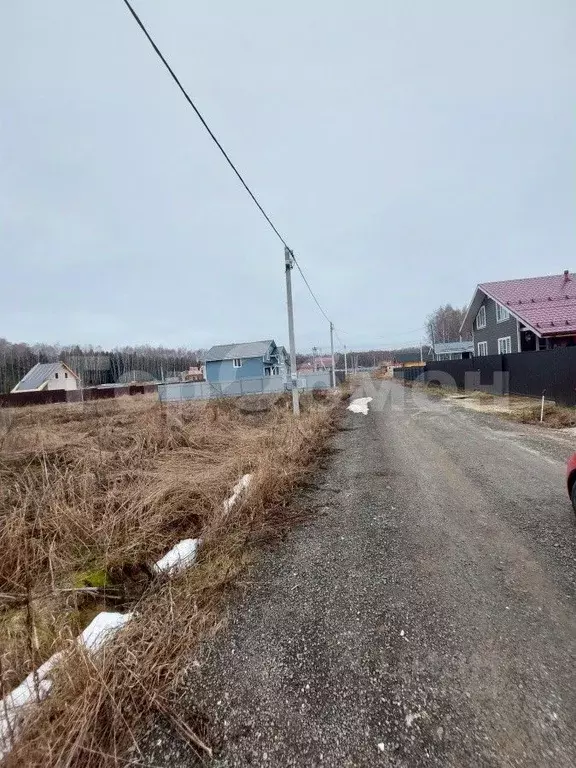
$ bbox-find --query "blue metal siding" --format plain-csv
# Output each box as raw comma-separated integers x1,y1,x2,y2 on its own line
205,357,265,383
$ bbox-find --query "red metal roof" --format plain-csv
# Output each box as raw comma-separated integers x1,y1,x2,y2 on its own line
479,272,576,336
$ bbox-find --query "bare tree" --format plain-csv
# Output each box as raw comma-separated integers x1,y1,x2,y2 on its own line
425,304,470,345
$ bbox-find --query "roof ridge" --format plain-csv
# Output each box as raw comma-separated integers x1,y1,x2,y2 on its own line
480,271,573,286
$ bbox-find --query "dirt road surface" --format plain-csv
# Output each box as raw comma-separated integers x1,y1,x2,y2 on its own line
144,376,576,767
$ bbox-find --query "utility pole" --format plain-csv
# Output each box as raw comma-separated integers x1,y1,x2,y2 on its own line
344,344,348,379
312,346,318,372
284,247,300,416
330,322,336,388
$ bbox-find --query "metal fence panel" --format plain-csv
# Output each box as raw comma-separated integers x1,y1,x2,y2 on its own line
157,372,334,403
421,348,576,406
297,372,332,389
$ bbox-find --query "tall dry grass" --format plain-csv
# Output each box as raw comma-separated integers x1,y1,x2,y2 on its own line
0,391,340,766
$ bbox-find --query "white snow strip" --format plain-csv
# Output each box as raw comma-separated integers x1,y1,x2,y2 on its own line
80,611,133,653
223,473,252,512
0,650,64,756
347,397,373,415
1,610,132,757
153,538,199,576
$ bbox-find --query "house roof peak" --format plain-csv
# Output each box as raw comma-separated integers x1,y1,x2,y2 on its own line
462,271,576,337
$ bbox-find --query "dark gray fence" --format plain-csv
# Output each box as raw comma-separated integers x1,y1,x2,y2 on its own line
0,384,158,408
421,347,576,406
393,365,425,382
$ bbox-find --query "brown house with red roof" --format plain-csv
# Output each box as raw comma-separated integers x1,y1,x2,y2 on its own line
460,270,576,357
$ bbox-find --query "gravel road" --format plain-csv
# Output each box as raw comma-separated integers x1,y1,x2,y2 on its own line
143,376,576,767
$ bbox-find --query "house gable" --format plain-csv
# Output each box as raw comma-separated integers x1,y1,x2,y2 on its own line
11,362,80,393
461,272,576,341
203,339,289,384
468,293,520,356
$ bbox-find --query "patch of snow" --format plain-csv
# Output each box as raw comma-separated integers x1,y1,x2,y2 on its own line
347,397,373,415
1,610,133,757
377,742,385,752
223,473,252,512
0,651,64,756
80,611,133,653
153,538,199,575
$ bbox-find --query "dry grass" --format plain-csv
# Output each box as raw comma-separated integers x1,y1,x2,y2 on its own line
0,391,342,766
507,402,576,429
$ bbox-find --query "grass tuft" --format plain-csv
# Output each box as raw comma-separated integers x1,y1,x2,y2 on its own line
507,403,576,429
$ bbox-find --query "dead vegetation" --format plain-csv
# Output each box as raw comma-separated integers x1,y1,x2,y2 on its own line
506,402,576,429
390,378,576,427
0,390,342,766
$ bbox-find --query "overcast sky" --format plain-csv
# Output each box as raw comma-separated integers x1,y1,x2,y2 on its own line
1,1,575,353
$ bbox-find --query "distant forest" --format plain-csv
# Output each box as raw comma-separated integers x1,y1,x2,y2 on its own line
0,339,202,393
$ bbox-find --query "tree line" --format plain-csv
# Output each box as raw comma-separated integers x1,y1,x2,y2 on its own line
0,339,203,393
1,304,470,393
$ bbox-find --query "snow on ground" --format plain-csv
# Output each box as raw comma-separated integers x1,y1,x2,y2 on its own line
154,539,199,575
347,397,373,415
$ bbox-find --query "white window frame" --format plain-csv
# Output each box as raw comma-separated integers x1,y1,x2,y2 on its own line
497,336,512,354
232,358,242,368
495,303,510,323
476,305,486,329
477,341,488,356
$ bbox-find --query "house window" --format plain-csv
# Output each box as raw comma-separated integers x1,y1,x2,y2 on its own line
232,358,242,368
477,341,488,356
476,306,486,329
498,336,512,354
64,372,68,378
496,303,510,323
54,372,59,379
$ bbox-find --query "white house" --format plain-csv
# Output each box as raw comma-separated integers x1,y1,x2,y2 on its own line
11,362,80,393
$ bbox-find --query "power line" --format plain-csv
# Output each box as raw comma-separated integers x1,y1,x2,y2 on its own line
121,0,289,250
292,258,331,324
121,0,336,330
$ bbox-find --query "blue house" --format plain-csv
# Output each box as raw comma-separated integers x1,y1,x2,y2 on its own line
204,340,290,383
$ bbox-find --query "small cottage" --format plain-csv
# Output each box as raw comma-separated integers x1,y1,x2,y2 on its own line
11,362,80,393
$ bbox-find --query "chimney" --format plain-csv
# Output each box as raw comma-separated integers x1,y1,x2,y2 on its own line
564,269,571,283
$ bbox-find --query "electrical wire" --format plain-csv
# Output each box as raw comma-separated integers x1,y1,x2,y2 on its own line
121,0,338,331
291,258,331,324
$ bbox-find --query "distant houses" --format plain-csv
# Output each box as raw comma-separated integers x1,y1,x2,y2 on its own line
11,362,80,393
432,341,473,361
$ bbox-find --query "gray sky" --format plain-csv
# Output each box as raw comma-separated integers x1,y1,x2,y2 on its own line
1,1,575,353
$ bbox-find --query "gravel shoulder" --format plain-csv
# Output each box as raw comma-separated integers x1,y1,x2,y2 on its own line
142,376,576,767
